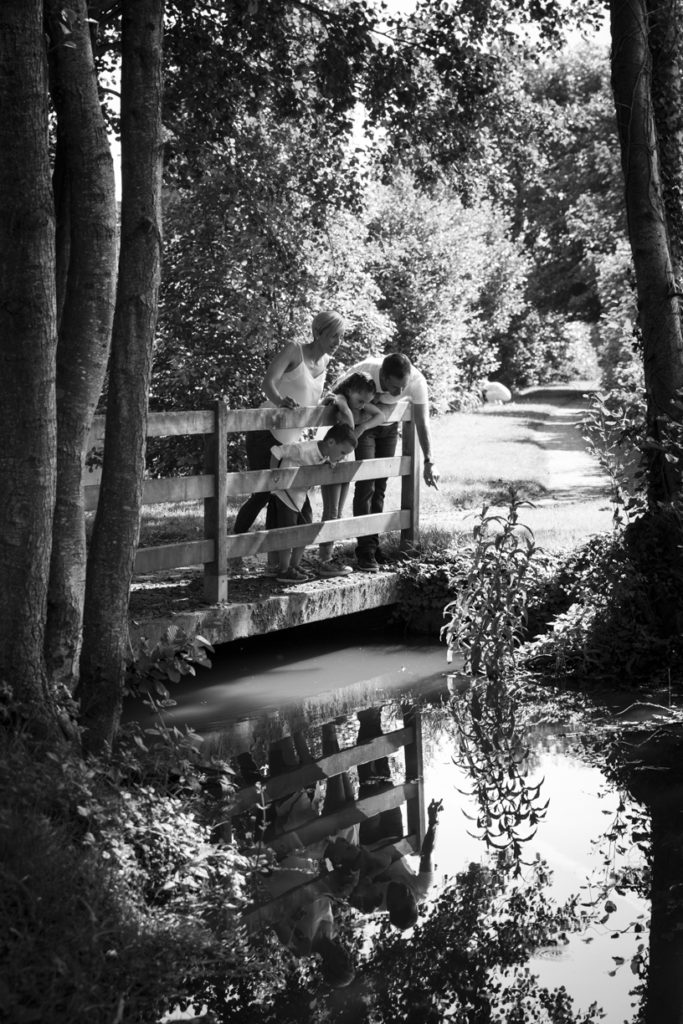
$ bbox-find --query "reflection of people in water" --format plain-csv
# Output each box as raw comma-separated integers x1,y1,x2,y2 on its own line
249,722,358,987
327,797,442,929
265,721,359,854
356,706,404,846
271,892,355,988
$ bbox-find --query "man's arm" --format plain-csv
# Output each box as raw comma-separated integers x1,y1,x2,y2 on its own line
412,404,439,488
419,798,443,873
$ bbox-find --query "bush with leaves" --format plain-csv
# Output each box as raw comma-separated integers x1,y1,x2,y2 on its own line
582,388,646,526
343,861,599,1024
521,525,683,687
126,625,214,708
393,547,473,635
367,174,529,408
497,309,600,389
151,119,394,476
522,386,683,687
0,726,279,1024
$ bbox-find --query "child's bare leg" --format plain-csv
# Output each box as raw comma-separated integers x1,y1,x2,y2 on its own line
338,482,350,518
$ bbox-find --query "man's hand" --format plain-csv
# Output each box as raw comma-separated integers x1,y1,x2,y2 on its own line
424,461,440,489
427,798,443,827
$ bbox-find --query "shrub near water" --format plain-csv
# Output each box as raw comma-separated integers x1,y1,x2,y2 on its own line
0,725,272,1024
521,519,683,686
394,547,472,635
519,386,683,688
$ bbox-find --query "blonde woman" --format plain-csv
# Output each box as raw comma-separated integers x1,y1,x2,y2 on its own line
232,311,345,542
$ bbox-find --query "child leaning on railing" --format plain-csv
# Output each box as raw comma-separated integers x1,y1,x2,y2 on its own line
306,372,387,579
266,422,358,584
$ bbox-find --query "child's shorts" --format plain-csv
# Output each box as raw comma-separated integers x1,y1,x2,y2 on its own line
268,494,313,529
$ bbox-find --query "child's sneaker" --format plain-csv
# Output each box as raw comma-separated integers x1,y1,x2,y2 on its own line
308,556,353,578
327,555,353,576
276,566,312,584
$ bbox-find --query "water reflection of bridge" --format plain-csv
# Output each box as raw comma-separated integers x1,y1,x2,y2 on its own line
229,705,426,934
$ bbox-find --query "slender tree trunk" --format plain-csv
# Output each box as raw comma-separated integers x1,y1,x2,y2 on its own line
647,0,683,292
79,0,164,752
0,0,59,728
610,0,683,502
44,0,118,691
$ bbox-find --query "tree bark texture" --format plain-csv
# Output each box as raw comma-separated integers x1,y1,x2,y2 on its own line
647,0,683,294
80,0,164,751
0,1,58,720
44,0,118,690
611,0,683,502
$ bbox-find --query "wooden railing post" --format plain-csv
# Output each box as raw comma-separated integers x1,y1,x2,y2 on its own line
400,408,420,549
402,704,426,847
203,399,228,602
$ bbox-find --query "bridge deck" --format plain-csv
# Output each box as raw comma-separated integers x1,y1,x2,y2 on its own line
128,564,403,646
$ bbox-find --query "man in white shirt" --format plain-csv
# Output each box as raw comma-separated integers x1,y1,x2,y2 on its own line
333,353,439,572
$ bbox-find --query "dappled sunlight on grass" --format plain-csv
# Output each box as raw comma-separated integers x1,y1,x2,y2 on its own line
138,501,204,546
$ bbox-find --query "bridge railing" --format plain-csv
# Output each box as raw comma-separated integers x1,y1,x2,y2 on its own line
85,400,421,602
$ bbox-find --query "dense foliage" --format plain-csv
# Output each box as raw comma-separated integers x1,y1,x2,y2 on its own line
152,11,624,431
0,724,268,1024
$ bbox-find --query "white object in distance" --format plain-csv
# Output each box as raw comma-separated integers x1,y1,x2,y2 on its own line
482,381,512,404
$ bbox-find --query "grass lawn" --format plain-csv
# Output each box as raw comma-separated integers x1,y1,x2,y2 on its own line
136,390,616,560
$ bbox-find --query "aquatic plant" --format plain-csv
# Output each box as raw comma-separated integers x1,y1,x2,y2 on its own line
442,488,536,681
442,491,548,866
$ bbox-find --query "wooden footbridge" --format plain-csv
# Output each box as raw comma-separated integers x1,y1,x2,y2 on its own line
87,400,423,646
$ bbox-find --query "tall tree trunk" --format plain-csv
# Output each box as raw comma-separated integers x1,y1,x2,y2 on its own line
610,0,683,503
79,0,164,752
45,0,118,691
0,0,59,728
647,0,683,293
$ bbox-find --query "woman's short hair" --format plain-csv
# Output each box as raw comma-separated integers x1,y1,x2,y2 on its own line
333,371,376,399
312,310,344,337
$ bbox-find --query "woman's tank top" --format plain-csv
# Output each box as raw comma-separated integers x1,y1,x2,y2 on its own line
262,344,328,442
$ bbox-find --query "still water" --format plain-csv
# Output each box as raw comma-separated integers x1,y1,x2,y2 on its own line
151,616,675,1023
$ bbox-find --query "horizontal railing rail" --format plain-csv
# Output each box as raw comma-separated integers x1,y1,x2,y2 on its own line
86,400,421,601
